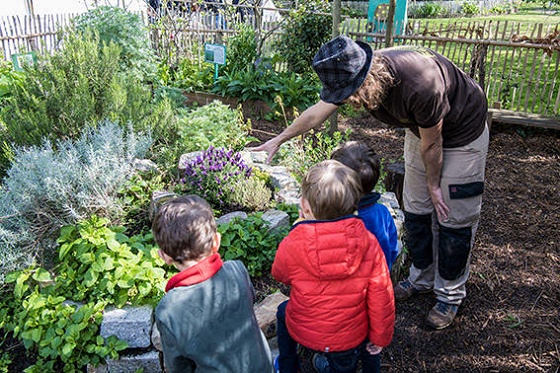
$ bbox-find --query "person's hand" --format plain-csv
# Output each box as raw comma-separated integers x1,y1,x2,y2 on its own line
248,138,280,164
429,186,450,222
366,342,383,355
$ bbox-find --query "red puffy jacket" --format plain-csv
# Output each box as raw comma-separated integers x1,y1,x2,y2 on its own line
272,216,395,352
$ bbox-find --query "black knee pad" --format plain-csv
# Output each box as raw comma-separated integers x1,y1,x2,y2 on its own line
438,225,472,280
404,212,433,270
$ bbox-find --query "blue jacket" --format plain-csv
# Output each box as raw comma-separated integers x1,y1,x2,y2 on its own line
358,193,400,270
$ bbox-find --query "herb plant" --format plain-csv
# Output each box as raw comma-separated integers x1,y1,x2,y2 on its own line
177,101,255,152
0,122,152,281
0,216,167,371
179,146,253,211
218,213,288,277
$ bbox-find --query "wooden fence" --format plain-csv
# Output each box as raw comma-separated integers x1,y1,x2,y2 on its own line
344,19,560,124
0,13,74,61
1,8,559,125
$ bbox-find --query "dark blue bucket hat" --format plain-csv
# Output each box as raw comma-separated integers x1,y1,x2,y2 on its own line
312,35,373,105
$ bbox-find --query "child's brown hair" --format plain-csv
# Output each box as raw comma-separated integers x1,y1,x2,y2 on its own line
301,160,362,220
152,195,216,263
331,141,381,194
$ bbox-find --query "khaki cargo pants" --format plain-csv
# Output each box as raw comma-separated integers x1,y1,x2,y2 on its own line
403,125,489,305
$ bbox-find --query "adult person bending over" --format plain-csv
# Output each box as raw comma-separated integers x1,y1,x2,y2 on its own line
253,35,489,330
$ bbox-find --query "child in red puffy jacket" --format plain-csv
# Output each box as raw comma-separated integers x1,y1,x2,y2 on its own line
272,160,395,373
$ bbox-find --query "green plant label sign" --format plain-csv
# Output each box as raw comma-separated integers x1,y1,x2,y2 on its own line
12,52,37,71
204,43,227,66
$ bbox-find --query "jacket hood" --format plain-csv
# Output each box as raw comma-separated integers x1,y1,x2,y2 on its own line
289,216,372,280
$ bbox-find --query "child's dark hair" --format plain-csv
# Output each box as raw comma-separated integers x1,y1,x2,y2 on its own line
152,195,216,263
331,141,380,194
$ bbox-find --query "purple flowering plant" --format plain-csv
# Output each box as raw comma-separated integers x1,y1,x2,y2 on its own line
180,146,252,210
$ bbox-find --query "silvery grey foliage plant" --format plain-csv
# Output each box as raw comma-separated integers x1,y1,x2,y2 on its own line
0,121,152,282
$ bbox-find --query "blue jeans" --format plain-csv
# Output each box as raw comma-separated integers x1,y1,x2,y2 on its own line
276,300,381,373
276,300,300,373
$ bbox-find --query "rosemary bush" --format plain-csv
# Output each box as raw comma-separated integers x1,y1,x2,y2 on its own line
0,122,152,282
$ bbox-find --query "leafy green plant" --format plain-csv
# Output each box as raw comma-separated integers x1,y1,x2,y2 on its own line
462,1,480,16
229,176,273,212
218,213,288,277
55,216,166,307
274,0,332,75
156,56,214,93
177,101,255,152
0,122,152,282
117,172,168,236
411,2,446,18
0,215,167,371
223,22,258,74
278,129,352,182
73,6,158,81
212,66,319,120
1,267,128,372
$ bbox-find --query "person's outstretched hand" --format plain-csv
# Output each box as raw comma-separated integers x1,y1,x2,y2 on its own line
248,138,281,164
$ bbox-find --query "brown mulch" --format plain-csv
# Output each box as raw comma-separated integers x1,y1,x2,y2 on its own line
251,112,560,373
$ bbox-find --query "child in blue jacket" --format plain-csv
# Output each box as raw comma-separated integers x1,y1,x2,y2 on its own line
332,141,400,270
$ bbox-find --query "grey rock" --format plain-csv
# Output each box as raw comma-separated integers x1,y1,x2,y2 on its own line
216,211,248,225
178,151,203,171
132,159,158,174
105,350,162,373
100,306,153,349
261,210,290,232
151,322,162,352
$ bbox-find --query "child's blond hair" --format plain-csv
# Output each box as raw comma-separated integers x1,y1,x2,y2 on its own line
301,160,362,220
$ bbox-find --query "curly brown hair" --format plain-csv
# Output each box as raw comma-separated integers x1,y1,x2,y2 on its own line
343,55,394,111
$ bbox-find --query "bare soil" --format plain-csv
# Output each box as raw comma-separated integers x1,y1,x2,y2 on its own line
251,112,560,373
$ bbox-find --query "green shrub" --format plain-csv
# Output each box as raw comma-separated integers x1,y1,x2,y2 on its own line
211,67,320,120
223,22,258,74
55,216,166,307
218,213,288,277
277,129,352,183
73,6,157,81
411,2,446,18
0,122,152,282
117,172,168,236
177,101,255,152
229,176,273,212
0,30,155,173
0,216,166,371
462,1,480,16
156,55,214,93
274,0,332,75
